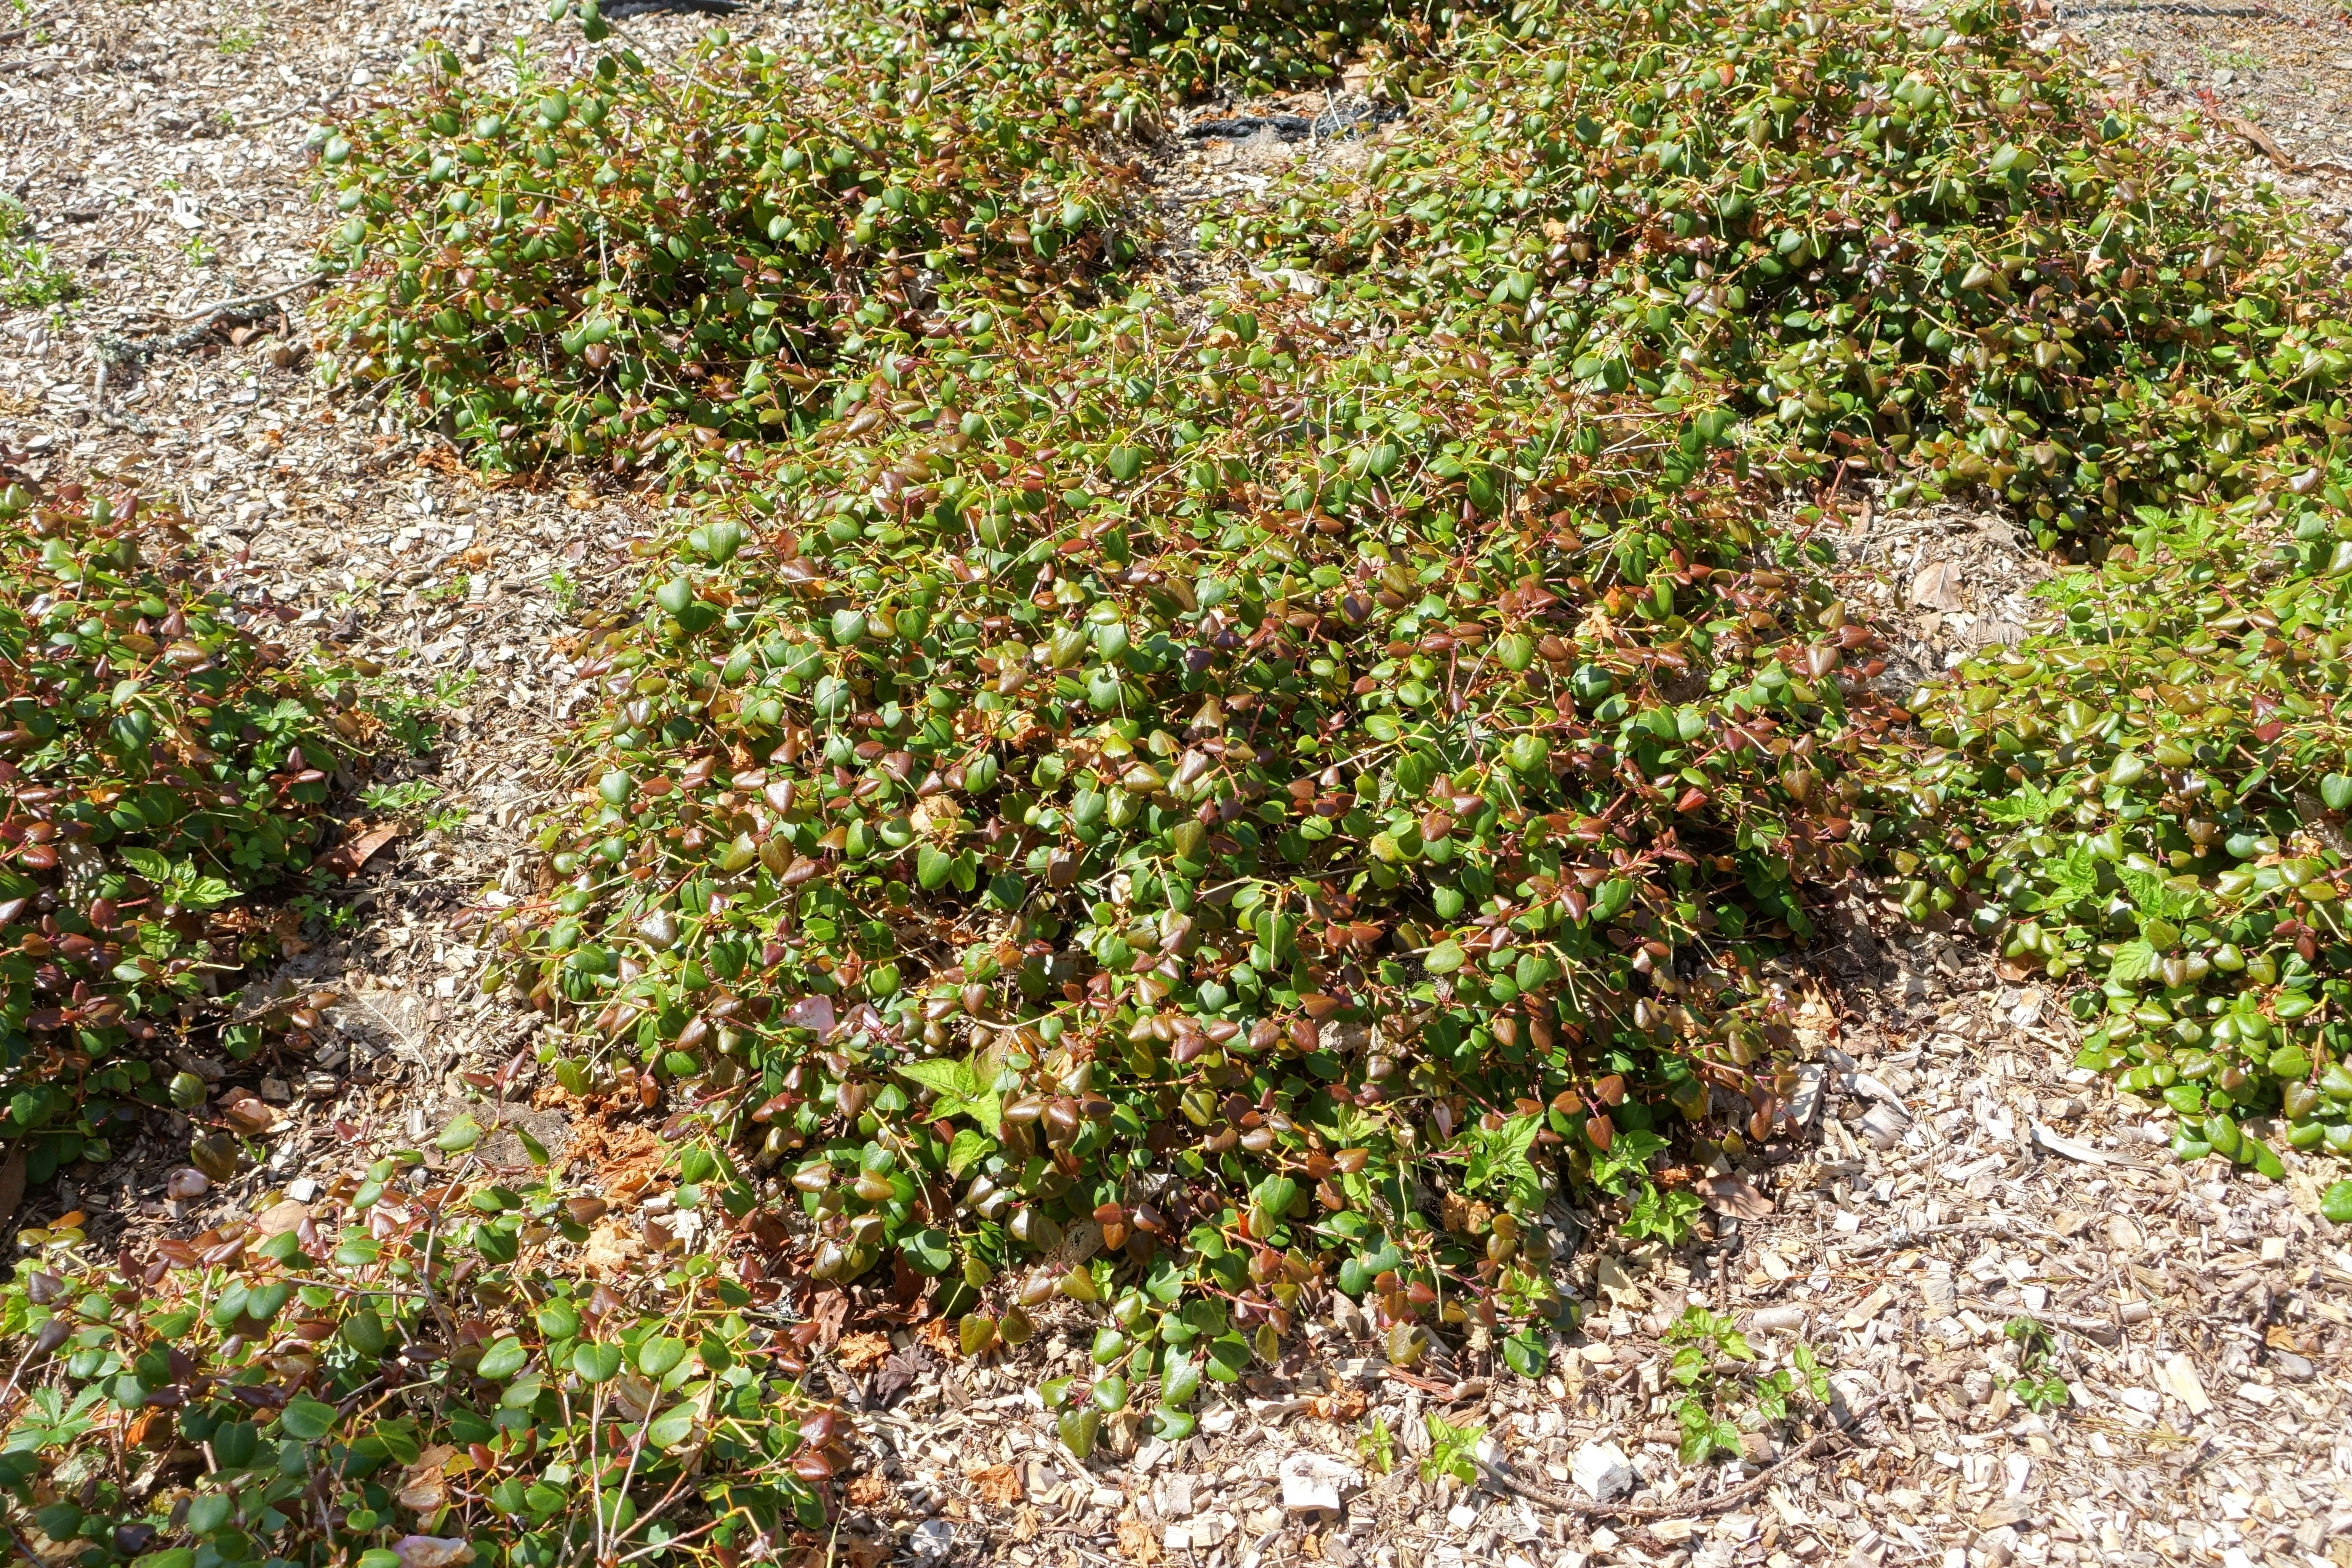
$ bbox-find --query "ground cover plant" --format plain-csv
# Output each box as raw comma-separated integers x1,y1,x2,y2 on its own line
0,478,382,1194
496,284,1906,1421
1221,0,2352,546
1868,485,2352,1171
313,12,1165,474
912,0,1445,100
0,1122,835,1568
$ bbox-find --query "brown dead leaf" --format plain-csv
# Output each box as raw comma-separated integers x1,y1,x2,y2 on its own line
967,1464,1022,1507
1696,1173,1774,1219
808,1288,849,1352
836,1330,893,1373
845,1473,890,1507
1908,559,1966,612
316,821,401,879
1115,1519,1162,1565
396,1444,458,1513
582,1223,642,1277
915,1316,959,1358
253,1199,311,1237
1307,1385,1368,1422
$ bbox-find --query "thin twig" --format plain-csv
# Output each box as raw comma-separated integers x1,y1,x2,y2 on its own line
169,273,324,324
1473,1396,1885,1522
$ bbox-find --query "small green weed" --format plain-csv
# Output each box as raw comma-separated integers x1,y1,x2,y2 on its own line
1420,1412,1485,1487
0,198,74,309
359,778,441,814
1664,1307,1834,1464
1359,1415,1395,1476
2004,1317,2072,1413
1592,1127,1704,1244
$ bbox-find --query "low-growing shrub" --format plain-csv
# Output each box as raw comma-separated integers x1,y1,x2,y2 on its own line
0,480,379,1191
488,274,1914,1419
1867,481,2352,1168
1221,0,2352,544
313,16,1161,474
0,1120,834,1568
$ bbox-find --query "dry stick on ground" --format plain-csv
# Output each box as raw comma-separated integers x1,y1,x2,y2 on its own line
2226,116,2352,178
168,273,325,324
1473,1397,1886,1522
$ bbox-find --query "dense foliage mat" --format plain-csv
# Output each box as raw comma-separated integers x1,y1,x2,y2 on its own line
495,283,1900,1414
0,479,377,1192
1222,0,2352,545
1866,488,2352,1170
0,1127,833,1568
315,17,1161,473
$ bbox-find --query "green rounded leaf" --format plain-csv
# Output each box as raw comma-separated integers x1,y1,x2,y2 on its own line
573,1341,624,1383
476,1336,527,1380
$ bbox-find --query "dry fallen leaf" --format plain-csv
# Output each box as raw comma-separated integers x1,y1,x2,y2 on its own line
915,1316,959,1358
1306,1385,1368,1422
0,1142,26,1231
317,821,402,879
1909,559,1966,611
967,1464,1022,1507
808,1287,849,1351
1116,1518,1162,1565
1696,1172,1774,1219
845,1473,891,1507
253,1198,311,1237
395,1445,458,1513
836,1330,893,1373
582,1223,642,1277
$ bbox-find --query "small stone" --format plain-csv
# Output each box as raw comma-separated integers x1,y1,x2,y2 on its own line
1570,1440,1635,1503
1919,1276,1957,1314
909,1519,954,1560
1279,1452,1360,1513
1446,1502,1480,1532
1749,1306,1807,1335
260,1077,293,1104
285,1177,320,1204
1332,1298,1372,1338
2275,1352,2314,1382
